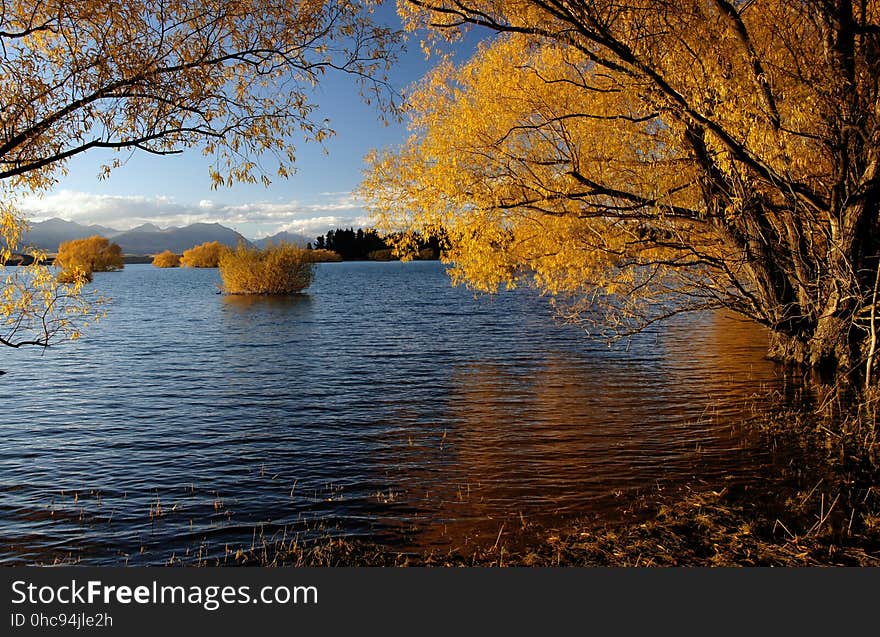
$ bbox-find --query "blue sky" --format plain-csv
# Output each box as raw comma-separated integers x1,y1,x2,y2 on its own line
20,5,481,242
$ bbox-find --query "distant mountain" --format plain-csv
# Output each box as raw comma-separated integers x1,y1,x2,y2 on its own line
22,218,251,255
129,223,162,233
22,217,120,249
112,222,250,254
253,231,310,249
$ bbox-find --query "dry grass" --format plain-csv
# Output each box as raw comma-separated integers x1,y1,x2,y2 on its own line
39,389,873,568
219,243,315,295
187,400,879,567
189,481,876,567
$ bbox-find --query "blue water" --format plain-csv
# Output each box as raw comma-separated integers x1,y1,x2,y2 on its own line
0,261,788,564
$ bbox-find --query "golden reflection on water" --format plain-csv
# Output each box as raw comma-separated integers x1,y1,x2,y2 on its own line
1,260,808,564
221,292,314,311
395,311,787,550
218,293,315,341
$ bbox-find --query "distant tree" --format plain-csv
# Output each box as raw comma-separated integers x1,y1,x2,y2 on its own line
55,235,124,282
219,243,315,294
180,241,227,268
313,227,392,259
331,228,353,257
152,250,181,268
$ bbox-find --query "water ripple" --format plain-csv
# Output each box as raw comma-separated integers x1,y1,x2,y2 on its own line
1,261,789,564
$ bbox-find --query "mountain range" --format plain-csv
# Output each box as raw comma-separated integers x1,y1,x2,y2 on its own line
252,231,311,249
22,218,310,255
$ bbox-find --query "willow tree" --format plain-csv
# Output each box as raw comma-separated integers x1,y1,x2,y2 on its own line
364,0,880,380
0,0,397,347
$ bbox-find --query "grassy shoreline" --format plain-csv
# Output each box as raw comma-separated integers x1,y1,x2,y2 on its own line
33,392,879,568
206,485,878,567
191,401,879,567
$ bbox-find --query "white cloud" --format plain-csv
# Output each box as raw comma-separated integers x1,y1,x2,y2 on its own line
274,215,372,239
19,190,372,240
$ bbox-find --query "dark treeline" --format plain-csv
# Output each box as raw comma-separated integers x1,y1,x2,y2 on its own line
309,228,443,261
311,228,387,258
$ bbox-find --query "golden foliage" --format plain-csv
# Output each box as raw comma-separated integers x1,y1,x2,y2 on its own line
0,0,398,348
219,243,315,295
307,249,343,263
0,0,399,192
56,266,93,284
152,250,181,268
0,203,103,347
55,236,123,277
54,235,122,286
364,1,880,360
180,242,227,268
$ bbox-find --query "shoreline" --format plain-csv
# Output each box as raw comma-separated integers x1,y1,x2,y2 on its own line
204,486,879,567
187,407,880,567
29,479,880,567
22,403,879,568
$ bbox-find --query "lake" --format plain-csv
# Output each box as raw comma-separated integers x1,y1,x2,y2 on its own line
0,261,796,565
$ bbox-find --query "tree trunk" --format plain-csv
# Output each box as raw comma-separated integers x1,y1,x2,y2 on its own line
766,313,862,380
767,331,810,367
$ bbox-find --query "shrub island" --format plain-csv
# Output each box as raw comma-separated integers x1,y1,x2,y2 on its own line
55,235,124,283
219,243,315,295
152,250,181,268
180,241,226,268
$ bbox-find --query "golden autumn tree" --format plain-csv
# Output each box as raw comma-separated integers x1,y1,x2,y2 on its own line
55,235,124,282
364,0,880,381
180,241,227,268
152,250,181,268
219,242,315,294
0,0,398,347
0,208,96,346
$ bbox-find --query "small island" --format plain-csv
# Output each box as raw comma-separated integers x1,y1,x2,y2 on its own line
219,243,314,295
